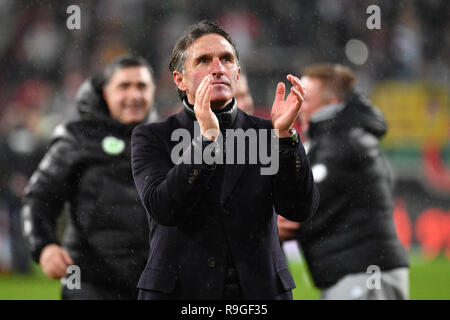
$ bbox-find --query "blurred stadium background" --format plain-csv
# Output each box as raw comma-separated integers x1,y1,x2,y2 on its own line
0,0,449,299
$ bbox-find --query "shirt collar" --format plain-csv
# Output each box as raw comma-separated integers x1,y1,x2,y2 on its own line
182,98,238,130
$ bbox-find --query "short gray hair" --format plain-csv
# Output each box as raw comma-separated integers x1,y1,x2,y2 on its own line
169,20,239,100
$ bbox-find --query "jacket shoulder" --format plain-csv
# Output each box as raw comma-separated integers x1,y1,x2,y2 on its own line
50,122,80,145
52,119,106,143
46,119,108,161
132,114,178,139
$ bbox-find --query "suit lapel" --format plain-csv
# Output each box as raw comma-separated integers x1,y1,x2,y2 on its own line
176,108,255,204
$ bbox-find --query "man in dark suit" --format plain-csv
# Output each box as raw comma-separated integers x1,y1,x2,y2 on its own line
131,20,319,300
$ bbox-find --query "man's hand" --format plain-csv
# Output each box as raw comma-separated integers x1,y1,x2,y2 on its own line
194,74,220,141
39,244,74,279
271,74,305,138
277,215,301,241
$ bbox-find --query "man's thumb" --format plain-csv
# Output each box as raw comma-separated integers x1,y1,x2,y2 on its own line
274,82,285,101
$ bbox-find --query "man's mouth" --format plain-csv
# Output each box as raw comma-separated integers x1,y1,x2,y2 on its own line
125,103,143,108
124,104,145,113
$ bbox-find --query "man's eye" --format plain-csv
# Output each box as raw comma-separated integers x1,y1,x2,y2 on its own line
223,55,235,63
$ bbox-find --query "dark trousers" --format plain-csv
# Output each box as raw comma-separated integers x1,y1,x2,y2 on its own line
137,287,293,300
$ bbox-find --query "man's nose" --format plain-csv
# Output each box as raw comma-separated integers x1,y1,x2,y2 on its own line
128,86,142,100
210,57,224,76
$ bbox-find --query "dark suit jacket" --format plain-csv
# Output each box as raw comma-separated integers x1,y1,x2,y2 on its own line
131,105,319,299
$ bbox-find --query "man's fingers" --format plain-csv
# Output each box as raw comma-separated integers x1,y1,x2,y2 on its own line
195,76,205,99
279,228,298,241
278,216,301,230
55,263,68,278
197,75,212,112
61,250,74,266
46,258,68,279
278,216,300,241
203,84,212,110
291,87,304,105
283,229,297,236
196,76,207,101
55,254,69,271
285,87,303,116
279,222,300,231
274,75,305,105
274,82,285,102
287,74,305,96
286,74,305,96
195,75,210,107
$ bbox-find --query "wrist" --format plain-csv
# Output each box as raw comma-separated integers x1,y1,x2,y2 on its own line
278,128,300,147
275,128,293,138
201,128,220,141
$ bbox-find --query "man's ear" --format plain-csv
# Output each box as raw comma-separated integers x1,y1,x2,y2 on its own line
102,85,108,102
236,67,241,86
173,71,187,92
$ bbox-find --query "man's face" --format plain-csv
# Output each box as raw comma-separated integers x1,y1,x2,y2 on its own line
103,66,155,124
300,76,327,121
174,33,240,110
235,75,254,115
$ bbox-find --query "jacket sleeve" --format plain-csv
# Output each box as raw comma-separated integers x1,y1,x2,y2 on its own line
131,124,218,227
20,125,80,263
273,133,319,222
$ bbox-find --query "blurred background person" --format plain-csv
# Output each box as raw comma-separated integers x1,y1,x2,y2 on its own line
235,72,255,115
278,63,410,299
0,103,48,274
20,55,155,299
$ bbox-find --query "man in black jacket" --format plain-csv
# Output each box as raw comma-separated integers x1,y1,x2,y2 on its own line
131,20,319,300
278,63,409,299
20,55,155,299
